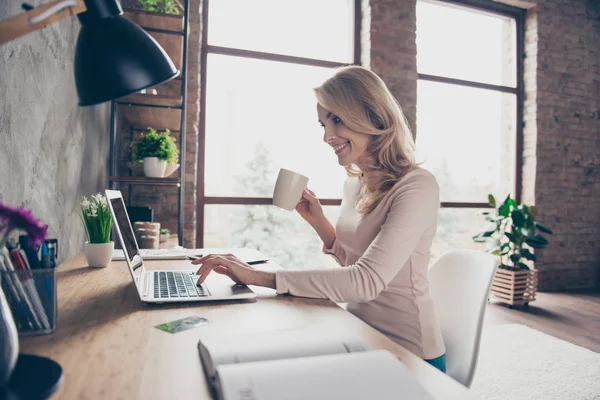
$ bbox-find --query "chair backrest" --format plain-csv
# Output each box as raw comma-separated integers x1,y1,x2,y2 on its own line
429,249,499,387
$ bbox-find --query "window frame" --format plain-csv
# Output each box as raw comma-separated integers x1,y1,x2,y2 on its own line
196,0,361,247
416,0,526,209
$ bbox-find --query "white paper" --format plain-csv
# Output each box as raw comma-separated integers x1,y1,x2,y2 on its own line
217,350,434,400
198,328,371,385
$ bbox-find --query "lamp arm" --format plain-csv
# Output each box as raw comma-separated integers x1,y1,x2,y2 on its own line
0,0,87,46
29,0,80,24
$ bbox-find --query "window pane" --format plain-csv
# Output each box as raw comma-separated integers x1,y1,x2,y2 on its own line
208,0,354,63
416,80,516,203
431,208,489,263
204,205,341,270
416,0,516,87
205,54,348,199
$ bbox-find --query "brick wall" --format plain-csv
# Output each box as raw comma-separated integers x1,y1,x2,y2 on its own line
183,0,202,248
367,0,418,133
526,0,600,290
522,6,538,207
363,0,600,290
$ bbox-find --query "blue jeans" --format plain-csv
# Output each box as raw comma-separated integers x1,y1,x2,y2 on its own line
425,354,446,373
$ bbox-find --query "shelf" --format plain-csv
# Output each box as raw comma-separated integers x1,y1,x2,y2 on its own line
109,176,181,187
110,0,189,248
116,94,183,108
123,9,184,33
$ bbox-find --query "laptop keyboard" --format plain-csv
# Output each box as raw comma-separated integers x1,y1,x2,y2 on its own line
154,271,210,299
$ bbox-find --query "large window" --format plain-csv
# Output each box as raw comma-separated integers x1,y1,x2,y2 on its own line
416,0,525,260
199,0,358,269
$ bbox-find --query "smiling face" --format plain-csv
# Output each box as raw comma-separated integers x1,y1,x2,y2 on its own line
317,104,370,168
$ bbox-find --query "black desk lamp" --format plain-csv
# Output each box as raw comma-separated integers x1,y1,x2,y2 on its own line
0,0,180,106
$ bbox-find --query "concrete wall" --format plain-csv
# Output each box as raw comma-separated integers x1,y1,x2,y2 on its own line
0,3,110,263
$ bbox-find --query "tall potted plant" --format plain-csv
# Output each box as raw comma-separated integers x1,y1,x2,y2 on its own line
473,194,553,307
132,127,179,178
81,194,114,268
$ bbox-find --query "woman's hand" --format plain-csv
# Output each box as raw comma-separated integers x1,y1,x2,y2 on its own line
192,254,276,288
295,188,325,227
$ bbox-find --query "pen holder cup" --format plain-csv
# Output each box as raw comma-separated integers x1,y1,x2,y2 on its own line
1,268,57,336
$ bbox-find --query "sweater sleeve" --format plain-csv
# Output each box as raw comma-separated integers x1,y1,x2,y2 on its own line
276,171,439,303
322,239,347,266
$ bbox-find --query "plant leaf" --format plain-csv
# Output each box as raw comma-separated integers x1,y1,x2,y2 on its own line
520,248,536,261
529,205,537,217
535,222,553,234
488,194,496,208
504,232,517,243
533,234,548,244
472,234,488,243
511,209,526,228
526,237,546,248
498,203,510,218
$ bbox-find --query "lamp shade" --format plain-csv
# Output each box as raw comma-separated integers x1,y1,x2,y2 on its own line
74,14,179,106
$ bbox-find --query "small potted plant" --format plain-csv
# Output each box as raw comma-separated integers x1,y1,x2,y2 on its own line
136,0,183,15
159,228,170,243
81,194,114,268
132,127,179,178
473,194,552,307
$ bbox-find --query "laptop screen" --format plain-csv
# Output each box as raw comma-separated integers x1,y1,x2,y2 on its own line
109,195,145,283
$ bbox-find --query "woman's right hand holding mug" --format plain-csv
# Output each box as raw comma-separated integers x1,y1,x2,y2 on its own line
295,188,325,228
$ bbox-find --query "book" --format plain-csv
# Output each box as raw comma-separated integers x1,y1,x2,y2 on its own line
198,328,434,400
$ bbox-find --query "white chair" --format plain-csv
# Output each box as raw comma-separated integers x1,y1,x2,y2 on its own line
429,249,499,387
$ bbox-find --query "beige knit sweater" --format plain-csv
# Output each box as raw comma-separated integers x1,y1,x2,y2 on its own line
276,167,445,359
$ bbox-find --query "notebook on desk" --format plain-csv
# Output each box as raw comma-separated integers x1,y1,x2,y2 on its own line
198,328,433,400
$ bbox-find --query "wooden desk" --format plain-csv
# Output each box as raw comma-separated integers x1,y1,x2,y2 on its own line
21,254,476,399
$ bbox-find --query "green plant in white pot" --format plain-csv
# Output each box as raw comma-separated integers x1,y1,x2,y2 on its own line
81,194,113,268
159,228,170,243
133,128,179,178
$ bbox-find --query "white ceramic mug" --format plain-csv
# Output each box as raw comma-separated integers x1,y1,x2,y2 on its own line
272,168,309,211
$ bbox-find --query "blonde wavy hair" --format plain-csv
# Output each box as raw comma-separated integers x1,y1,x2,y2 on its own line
314,66,418,215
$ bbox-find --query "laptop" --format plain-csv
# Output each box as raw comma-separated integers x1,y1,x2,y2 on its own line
105,190,257,303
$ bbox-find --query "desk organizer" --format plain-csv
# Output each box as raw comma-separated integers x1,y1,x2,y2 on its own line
1,268,57,336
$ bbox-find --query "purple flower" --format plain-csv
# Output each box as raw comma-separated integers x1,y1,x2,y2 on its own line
0,201,48,246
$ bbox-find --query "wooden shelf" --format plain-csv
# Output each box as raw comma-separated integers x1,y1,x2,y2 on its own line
123,9,184,33
116,93,183,108
109,176,181,186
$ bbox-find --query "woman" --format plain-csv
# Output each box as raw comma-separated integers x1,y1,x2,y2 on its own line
193,66,446,372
